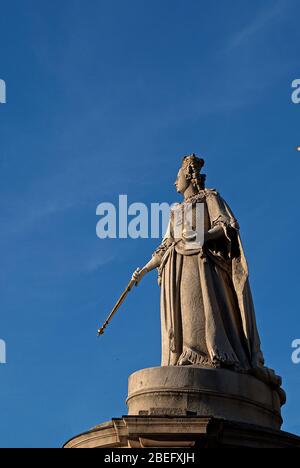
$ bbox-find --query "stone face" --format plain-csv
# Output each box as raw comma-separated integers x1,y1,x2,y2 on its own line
127,366,283,431
64,416,300,449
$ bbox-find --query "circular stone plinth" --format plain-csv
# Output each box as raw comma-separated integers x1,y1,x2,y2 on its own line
127,366,283,430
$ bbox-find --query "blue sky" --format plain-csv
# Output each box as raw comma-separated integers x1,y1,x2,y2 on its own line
0,0,299,448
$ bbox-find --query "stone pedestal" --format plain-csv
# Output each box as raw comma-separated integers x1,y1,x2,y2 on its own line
127,366,284,430
64,366,300,449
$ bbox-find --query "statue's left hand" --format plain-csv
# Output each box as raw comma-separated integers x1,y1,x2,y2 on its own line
205,225,224,243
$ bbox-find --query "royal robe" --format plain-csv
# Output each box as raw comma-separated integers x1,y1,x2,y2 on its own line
153,189,264,371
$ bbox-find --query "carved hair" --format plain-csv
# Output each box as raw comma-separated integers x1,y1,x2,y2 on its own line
182,154,206,192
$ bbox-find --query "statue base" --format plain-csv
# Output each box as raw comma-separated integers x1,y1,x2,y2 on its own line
64,367,300,448
127,366,284,431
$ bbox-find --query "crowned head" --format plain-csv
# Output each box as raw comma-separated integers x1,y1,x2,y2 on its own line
175,153,206,196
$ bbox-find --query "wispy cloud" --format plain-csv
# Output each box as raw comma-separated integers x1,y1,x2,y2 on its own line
227,1,286,51
83,252,117,274
1,199,76,239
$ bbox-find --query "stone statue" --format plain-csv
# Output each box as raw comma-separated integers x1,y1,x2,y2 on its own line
133,154,281,389
65,154,294,448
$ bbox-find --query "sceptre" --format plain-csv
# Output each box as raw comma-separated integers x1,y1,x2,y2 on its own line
97,273,139,336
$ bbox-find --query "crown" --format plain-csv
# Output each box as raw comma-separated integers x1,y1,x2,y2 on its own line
182,153,205,172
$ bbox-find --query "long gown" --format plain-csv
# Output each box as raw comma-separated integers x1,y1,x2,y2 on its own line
152,189,265,371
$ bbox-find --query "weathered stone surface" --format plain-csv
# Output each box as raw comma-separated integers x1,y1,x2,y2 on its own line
127,366,283,431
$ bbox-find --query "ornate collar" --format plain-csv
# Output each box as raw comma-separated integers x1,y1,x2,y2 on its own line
183,191,206,204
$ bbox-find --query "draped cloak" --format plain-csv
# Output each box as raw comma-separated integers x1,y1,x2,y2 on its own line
154,189,265,371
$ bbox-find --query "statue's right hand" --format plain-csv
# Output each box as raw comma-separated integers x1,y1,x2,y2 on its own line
132,267,148,286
